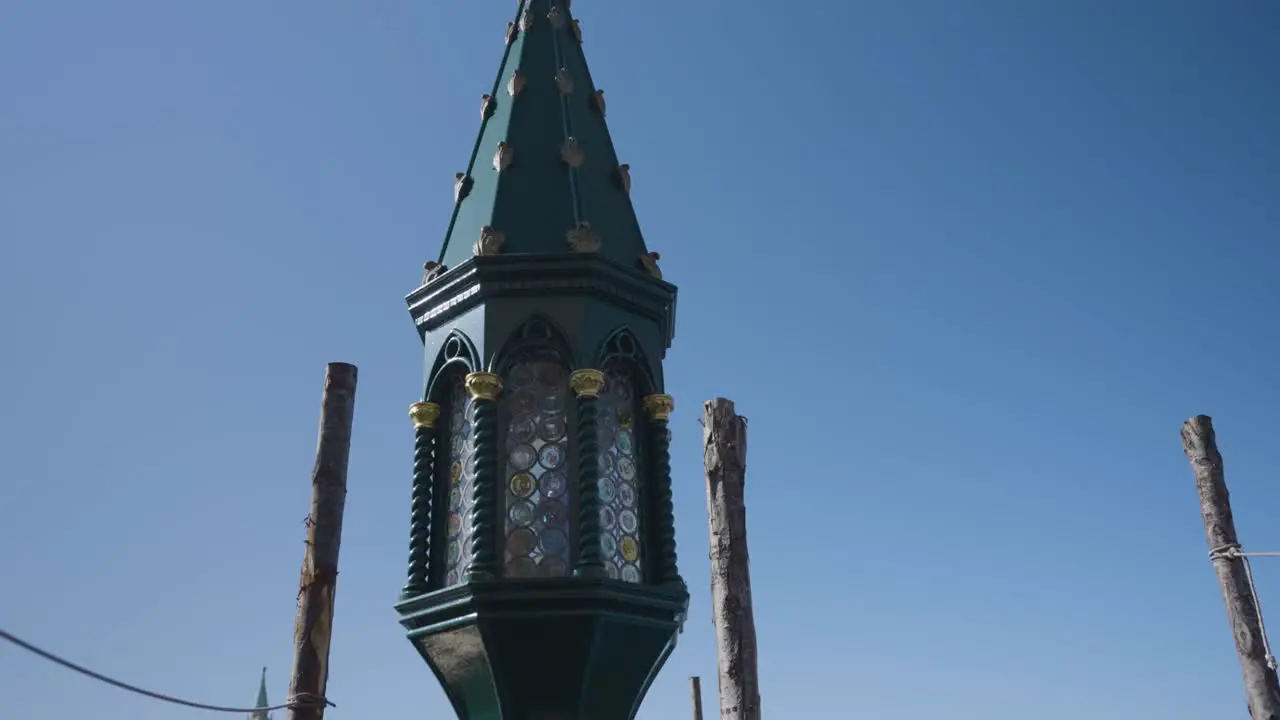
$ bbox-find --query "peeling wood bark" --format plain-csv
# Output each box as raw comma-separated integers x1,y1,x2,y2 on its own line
288,363,357,720
1182,414,1280,720
703,398,760,720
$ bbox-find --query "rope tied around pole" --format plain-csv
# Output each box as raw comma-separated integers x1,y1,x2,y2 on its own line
1209,543,1278,671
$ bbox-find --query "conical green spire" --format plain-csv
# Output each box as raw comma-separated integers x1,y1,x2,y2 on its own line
434,0,651,273
249,667,270,720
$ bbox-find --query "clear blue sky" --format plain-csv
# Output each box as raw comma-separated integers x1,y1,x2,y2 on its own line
1,1,1277,718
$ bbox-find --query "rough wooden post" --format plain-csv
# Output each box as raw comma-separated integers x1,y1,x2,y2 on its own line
287,363,358,720
1182,414,1280,719
691,676,705,720
703,398,761,720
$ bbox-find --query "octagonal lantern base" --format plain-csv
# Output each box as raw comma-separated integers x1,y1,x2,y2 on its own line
396,578,689,720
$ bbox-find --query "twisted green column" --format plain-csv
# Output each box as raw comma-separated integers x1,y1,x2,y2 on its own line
464,371,503,581
402,401,441,598
643,393,681,586
570,369,607,578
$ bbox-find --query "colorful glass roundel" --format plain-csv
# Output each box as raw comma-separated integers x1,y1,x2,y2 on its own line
444,375,476,587
502,358,572,578
597,363,643,582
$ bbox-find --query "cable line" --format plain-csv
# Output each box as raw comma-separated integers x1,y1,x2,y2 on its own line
0,628,333,713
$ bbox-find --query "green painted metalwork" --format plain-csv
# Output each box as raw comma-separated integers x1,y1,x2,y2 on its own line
398,0,687,715
571,371,605,578
396,578,689,719
437,0,650,271
409,255,676,370
644,403,680,586
403,412,437,597
465,377,501,582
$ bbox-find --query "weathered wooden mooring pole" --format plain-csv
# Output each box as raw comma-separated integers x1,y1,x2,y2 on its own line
703,398,761,720
1182,414,1280,719
691,676,705,720
287,362,358,720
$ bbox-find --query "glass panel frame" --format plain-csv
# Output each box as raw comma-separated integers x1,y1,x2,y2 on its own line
596,361,645,583
499,352,575,578
439,373,476,587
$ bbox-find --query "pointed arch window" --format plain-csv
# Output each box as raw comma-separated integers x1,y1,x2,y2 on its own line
500,350,572,578
442,373,476,587
596,360,645,583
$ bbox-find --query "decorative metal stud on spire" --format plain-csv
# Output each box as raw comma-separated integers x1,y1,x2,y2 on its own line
421,261,445,285
617,163,632,194
493,142,514,172
547,4,566,29
474,226,505,256
561,138,584,168
555,67,574,95
566,222,601,253
639,251,663,280
454,173,472,204
507,69,525,97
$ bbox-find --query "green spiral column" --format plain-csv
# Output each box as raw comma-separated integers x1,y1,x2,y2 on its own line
570,369,607,578
464,372,503,581
402,401,441,598
643,393,681,586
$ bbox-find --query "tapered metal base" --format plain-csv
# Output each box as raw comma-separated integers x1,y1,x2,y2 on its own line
397,579,688,720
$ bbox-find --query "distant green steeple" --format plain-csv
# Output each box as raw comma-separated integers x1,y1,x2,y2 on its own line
433,0,651,273
248,667,270,720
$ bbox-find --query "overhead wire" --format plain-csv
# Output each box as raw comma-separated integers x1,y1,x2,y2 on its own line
10,544,1275,709
0,628,334,713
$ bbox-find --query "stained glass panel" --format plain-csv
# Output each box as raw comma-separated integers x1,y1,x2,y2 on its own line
502,358,572,578
597,364,643,583
443,375,476,587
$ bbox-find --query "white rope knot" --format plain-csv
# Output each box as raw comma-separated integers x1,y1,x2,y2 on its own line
1208,543,1276,671
286,692,336,709
1209,543,1243,560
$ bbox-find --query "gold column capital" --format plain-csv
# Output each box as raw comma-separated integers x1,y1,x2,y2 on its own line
642,394,675,421
464,372,503,401
569,368,606,398
408,401,442,429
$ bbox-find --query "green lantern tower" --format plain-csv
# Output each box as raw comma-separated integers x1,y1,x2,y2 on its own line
394,1,687,718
